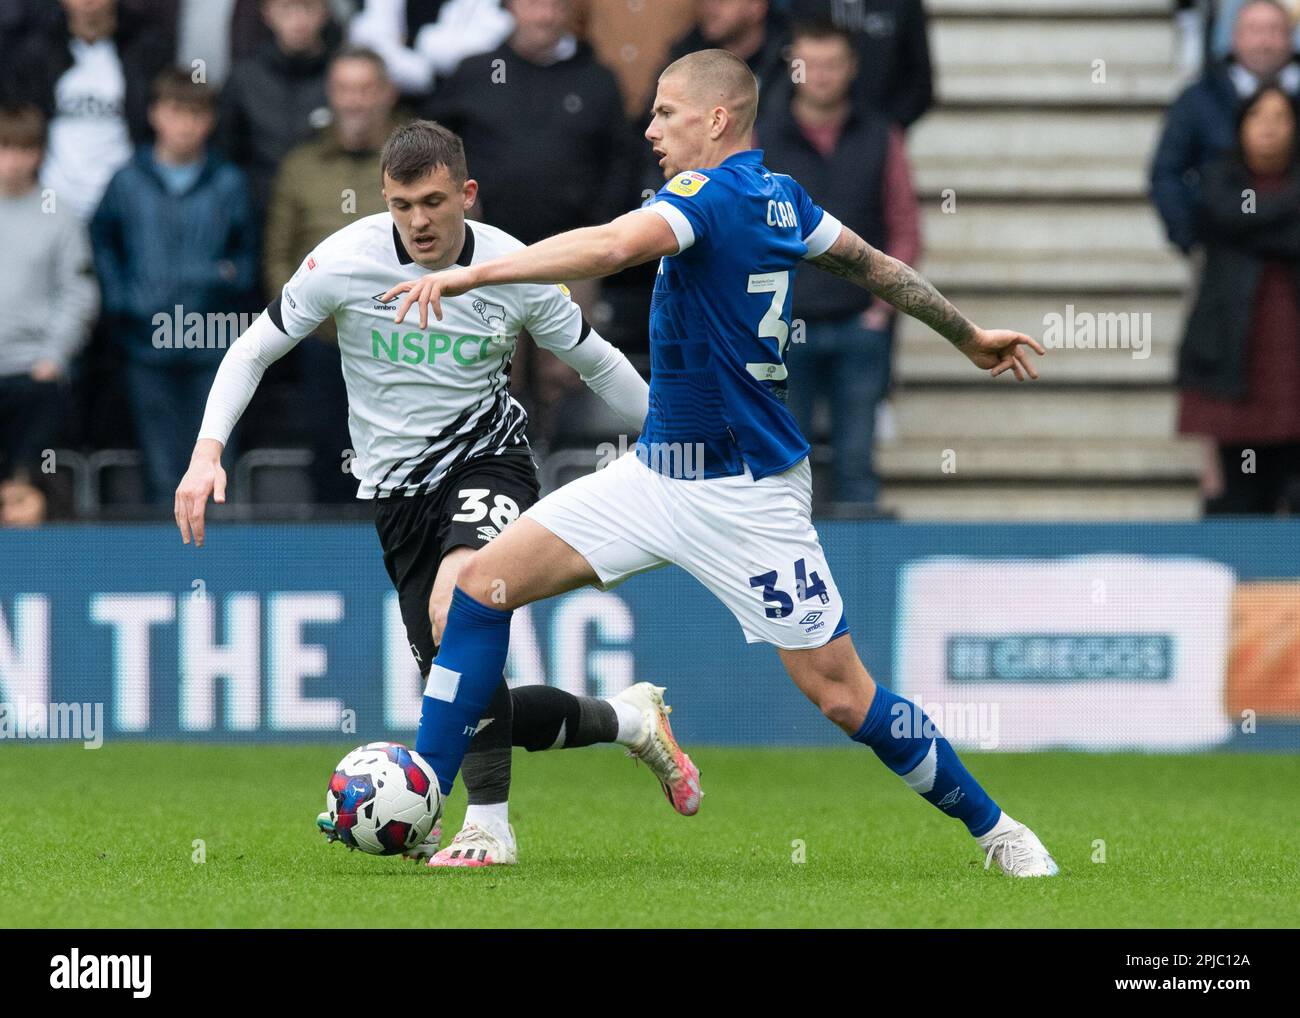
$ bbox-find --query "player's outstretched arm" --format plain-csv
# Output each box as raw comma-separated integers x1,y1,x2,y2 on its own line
384,211,680,330
810,225,1045,380
175,310,304,547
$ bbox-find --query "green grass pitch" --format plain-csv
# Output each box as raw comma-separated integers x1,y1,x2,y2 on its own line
3,743,1297,928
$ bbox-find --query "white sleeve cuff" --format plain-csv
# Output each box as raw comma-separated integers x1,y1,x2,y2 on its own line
638,202,695,253
802,211,843,259
551,327,649,434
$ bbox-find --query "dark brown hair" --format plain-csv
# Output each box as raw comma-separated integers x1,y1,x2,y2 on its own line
0,104,47,149
150,68,217,112
380,119,468,185
1236,82,1300,170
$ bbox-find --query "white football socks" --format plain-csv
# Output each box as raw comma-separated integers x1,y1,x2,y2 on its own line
608,697,644,746
463,802,511,842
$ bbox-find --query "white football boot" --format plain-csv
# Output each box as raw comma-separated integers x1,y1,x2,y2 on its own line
426,822,518,868
976,814,1060,877
614,682,703,816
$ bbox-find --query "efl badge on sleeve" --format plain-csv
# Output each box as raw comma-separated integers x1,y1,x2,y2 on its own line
667,172,710,197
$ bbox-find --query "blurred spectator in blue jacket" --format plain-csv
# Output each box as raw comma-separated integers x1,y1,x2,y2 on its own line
1152,0,1298,253
348,0,514,99
760,20,919,508
0,105,99,486
0,0,174,220
91,70,259,505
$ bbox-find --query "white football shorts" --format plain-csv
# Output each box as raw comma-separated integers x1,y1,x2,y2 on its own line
524,450,848,649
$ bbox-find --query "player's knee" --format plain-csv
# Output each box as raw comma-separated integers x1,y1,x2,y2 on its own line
808,672,872,733
817,689,862,732
454,549,511,609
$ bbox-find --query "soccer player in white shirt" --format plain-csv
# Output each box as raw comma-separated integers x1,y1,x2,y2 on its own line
174,120,702,867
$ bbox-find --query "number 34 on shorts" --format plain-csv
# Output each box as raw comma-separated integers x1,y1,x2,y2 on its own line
748,557,839,640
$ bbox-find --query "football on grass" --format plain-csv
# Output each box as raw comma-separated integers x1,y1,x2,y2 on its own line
325,742,441,855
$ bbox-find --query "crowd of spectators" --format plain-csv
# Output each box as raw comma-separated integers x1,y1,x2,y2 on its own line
0,0,934,522
4,0,1295,525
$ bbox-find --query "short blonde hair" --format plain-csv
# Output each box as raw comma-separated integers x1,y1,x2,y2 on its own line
660,48,759,138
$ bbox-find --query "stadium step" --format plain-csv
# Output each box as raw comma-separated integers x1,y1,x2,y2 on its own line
919,251,1187,294
933,15,1183,107
922,200,1176,263
857,0,1202,522
891,293,1184,384
879,483,1202,521
909,109,1163,199
891,385,1180,439
918,201,1186,292
875,438,1205,483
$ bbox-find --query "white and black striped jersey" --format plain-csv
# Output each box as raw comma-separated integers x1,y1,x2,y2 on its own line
270,214,589,498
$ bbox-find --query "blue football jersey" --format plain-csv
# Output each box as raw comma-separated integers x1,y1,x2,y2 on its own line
637,149,842,481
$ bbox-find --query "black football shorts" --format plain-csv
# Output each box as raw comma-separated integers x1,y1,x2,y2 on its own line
374,452,540,676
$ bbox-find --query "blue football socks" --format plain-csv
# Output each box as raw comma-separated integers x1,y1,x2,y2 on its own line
414,586,513,795
852,684,1001,837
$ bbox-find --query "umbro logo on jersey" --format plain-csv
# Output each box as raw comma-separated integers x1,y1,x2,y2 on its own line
471,298,506,330
371,291,398,311
476,524,499,542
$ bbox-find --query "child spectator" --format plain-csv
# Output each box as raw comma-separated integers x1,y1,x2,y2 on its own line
0,105,99,486
90,70,259,505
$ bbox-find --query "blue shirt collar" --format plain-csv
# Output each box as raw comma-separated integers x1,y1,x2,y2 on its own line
721,149,764,166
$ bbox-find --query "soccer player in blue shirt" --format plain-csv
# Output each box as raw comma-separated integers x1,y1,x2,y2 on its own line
384,49,1058,876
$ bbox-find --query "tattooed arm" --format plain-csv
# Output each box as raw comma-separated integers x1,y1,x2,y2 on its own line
810,225,1045,379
